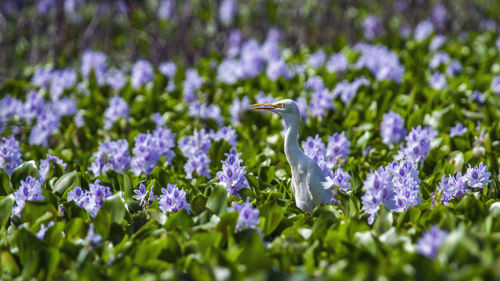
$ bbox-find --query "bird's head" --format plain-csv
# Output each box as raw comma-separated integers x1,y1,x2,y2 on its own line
251,99,299,120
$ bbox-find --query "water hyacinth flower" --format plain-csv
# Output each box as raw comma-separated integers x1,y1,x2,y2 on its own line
429,72,447,90
217,58,244,84
131,60,154,89
36,221,54,240
354,44,404,83
326,131,350,168
429,51,450,69
29,110,60,147
131,127,176,175
380,111,406,146
219,0,237,26
491,76,500,94
23,91,45,123
438,172,468,205
429,35,446,51
266,59,289,81
104,96,129,130
416,226,448,259
49,68,77,101
38,154,66,184
302,135,327,166
0,95,23,129
51,97,77,117
159,61,177,91
81,50,107,84
89,140,131,176
151,112,164,127
326,53,348,73
431,3,447,29
0,136,22,176
464,162,491,189
230,96,250,123
217,148,249,196
68,180,112,217
295,97,308,120
230,198,260,231
12,176,44,218
307,50,326,68
212,126,238,146
184,151,211,179
188,101,223,125
105,69,127,91
450,123,467,137
414,20,434,41
324,166,351,192
183,69,203,103
74,112,85,128
308,87,334,117
332,77,369,104
86,224,102,245
396,126,437,164
133,183,155,210
361,166,396,224
240,39,264,78
159,184,190,214
363,15,382,40
446,60,462,77
178,128,212,157
304,76,325,92
472,91,486,104
387,161,422,212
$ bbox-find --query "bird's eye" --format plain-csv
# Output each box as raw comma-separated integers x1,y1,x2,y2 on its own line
277,103,284,108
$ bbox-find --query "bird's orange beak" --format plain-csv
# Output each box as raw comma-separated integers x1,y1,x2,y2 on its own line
251,103,282,110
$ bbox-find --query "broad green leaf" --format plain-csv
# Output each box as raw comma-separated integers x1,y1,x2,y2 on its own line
0,195,14,229
206,185,227,216
164,209,193,230
11,161,37,189
54,170,80,196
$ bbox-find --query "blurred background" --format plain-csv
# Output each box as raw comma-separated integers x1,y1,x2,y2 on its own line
0,0,499,78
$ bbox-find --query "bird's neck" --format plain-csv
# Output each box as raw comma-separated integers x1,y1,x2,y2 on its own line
283,117,303,164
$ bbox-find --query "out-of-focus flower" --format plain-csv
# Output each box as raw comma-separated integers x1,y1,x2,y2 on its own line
183,69,203,103
227,30,242,58
86,224,102,245
431,4,447,30
396,126,437,164
51,97,77,116
81,50,107,85
158,0,173,20
104,96,129,130
159,184,190,214
429,51,450,69
36,221,54,240
429,35,446,51
230,96,250,123
333,77,369,104
29,110,60,147
414,20,435,41
326,53,348,73
363,15,383,40
212,126,238,146
89,140,131,176
464,162,491,189
381,110,406,146
266,59,289,81
105,69,127,91
188,101,223,125
491,76,500,94
49,69,77,101
23,91,45,123
183,151,211,179
38,154,66,184
217,148,249,196
131,127,176,175
219,0,237,26
416,226,448,259
159,61,177,92
309,87,334,117
0,136,21,176
472,91,485,104
230,198,260,231
450,123,467,137
354,44,404,83
131,60,154,89
13,176,44,218
178,129,212,179
307,50,326,68
429,72,447,90
326,131,350,167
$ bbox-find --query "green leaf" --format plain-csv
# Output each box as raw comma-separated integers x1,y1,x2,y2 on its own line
100,192,127,224
11,161,37,189
54,170,80,196
164,209,193,230
206,185,227,216
0,195,14,229
0,169,12,195
260,201,283,235
1,251,20,276
20,201,57,223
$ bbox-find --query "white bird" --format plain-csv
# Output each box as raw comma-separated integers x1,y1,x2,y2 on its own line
252,99,333,212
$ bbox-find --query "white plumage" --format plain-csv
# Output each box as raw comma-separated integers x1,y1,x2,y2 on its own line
252,99,333,211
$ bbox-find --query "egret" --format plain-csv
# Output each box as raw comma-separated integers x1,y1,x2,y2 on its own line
252,99,333,212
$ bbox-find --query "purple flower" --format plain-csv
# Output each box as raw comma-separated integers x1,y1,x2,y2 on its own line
450,123,467,138
326,131,350,168
159,61,177,79
295,97,308,120
67,186,85,206
0,136,21,176
396,126,437,164
36,221,54,240
217,148,249,196
381,111,406,146
133,183,155,210
308,87,334,117
81,50,107,84
438,172,468,205
131,127,176,175
74,112,85,128
179,128,212,157
89,140,131,176
240,39,264,78
429,72,447,90
157,0,173,19
307,50,326,68
491,76,500,94
38,154,66,184
227,30,242,58
159,184,190,214
416,226,448,259
361,166,396,224
230,96,250,123
304,76,324,92
217,59,244,84
431,4,447,30
105,69,127,91
49,69,77,101
326,53,348,73
183,69,203,103
188,101,223,125
429,35,446,51
429,51,450,69
183,151,211,179
302,135,326,167
446,60,462,77
363,15,383,40
219,0,237,26
230,198,260,231
131,60,154,89
37,0,55,14
212,126,238,146
69,180,112,217
266,59,289,81
23,91,45,123
354,44,404,83
104,96,129,129
464,162,491,189
51,97,77,116
153,126,176,163
387,161,422,212
13,176,44,218
472,91,485,104
326,166,351,192
333,77,369,104
86,224,102,245
414,20,434,41
32,68,53,89
29,110,60,147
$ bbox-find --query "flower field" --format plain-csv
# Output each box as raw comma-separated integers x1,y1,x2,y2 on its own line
1,1,500,280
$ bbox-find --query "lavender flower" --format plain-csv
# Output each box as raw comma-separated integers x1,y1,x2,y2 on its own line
81,50,107,84
450,123,467,137
12,176,44,218
38,154,67,184
131,60,154,89
446,60,462,77
429,51,450,69
188,101,223,125
307,50,326,68
86,224,102,245
361,167,396,224
326,53,348,73
438,172,468,205
416,226,448,259
308,87,334,117
0,136,21,176
219,0,237,26
183,151,211,179
133,183,155,210
326,131,350,168
414,20,434,41
230,96,250,123
354,44,404,83
429,35,446,51
381,111,406,146
104,96,129,129
230,198,260,231
212,126,238,146
266,59,289,81
131,127,176,175
491,76,500,94
36,221,54,240
105,69,127,91
429,72,447,90
23,91,45,123
387,161,422,212
217,148,249,196
302,135,326,166
89,140,131,176
183,69,203,103
464,162,491,189
363,15,382,40
159,184,190,214
68,180,112,217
